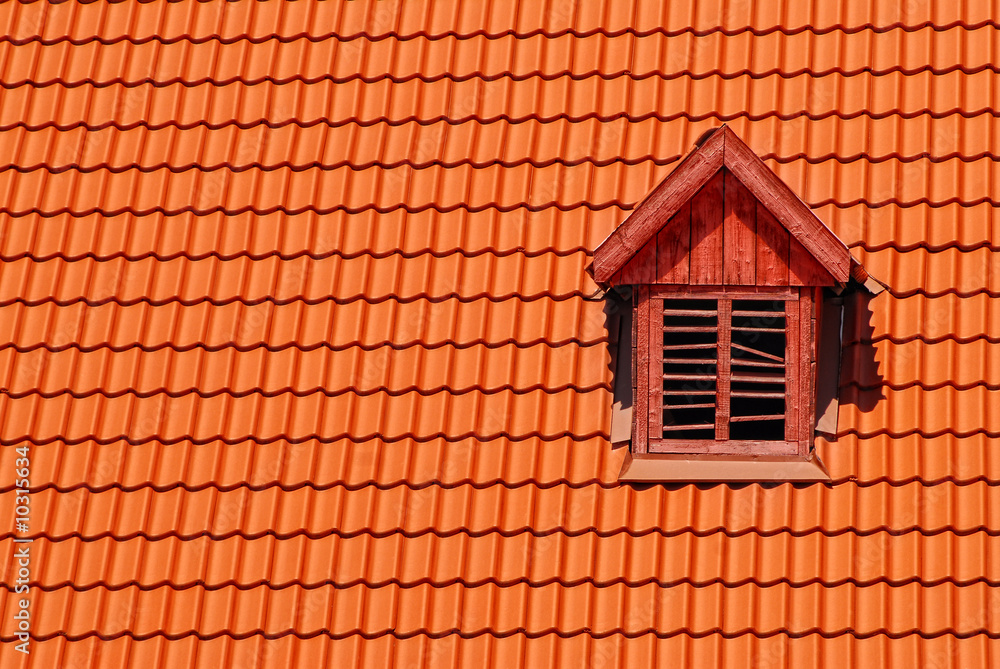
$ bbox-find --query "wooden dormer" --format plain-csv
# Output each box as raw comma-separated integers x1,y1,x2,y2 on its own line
592,126,872,482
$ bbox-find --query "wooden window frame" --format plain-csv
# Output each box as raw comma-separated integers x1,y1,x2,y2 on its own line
633,284,816,458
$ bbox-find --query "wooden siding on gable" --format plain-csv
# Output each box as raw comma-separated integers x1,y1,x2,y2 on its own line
614,168,835,288
689,170,725,285
656,201,691,283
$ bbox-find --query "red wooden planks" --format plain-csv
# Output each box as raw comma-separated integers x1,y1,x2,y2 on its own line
755,203,790,286
723,170,757,285
689,170,725,285
655,201,692,283
789,238,836,286
618,238,657,284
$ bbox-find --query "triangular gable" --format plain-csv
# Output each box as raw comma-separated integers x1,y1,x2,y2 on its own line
592,126,853,285
612,167,836,287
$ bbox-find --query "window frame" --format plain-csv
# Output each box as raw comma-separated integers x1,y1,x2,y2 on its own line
633,284,816,458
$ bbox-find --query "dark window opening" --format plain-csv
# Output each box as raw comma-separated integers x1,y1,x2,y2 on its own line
659,294,790,444
729,298,786,441
662,298,718,436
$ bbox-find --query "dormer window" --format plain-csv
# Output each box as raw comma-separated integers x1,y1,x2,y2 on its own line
591,127,879,482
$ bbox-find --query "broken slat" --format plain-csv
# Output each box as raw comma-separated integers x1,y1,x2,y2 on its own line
731,342,784,362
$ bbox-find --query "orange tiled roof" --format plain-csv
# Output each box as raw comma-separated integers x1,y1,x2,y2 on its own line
1,1,1000,666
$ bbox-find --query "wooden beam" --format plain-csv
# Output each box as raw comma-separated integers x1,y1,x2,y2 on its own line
592,128,725,283
648,295,663,441
648,439,799,456
633,286,650,454
618,451,832,482
720,126,851,282
801,291,816,456
715,298,732,440
784,290,800,442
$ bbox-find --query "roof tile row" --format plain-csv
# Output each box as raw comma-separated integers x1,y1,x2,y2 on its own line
0,248,994,308
0,296,608,351
0,252,595,304
0,386,993,443
2,0,995,43
0,208,619,260
5,115,1000,175
5,432,1000,493
8,479,1000,540
2,155,999,218
5,580,1000,639
2,26,997,86
6,71,1000,130
0,342,611,396
8,530,1000,590
13,634,1000,669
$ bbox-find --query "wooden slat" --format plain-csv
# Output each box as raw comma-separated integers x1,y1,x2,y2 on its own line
663,343,717,351
720,126,851,282
649,439,799,456
732,326,784,333
662,309,718,317
663,403,716,409
789,237,836,286
723,169,757,285
689,170,725,285
634,286,650,454
662,326,718,333
730,359,785,369
729,414,786,422
656,201,692,283
662,357,717,364
755,203,790,286
663,373,717,380
715,298,732,440
732,310,786,318
731,391,786,398
662,423,715,432
592,130,724,283
784,289,800,442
